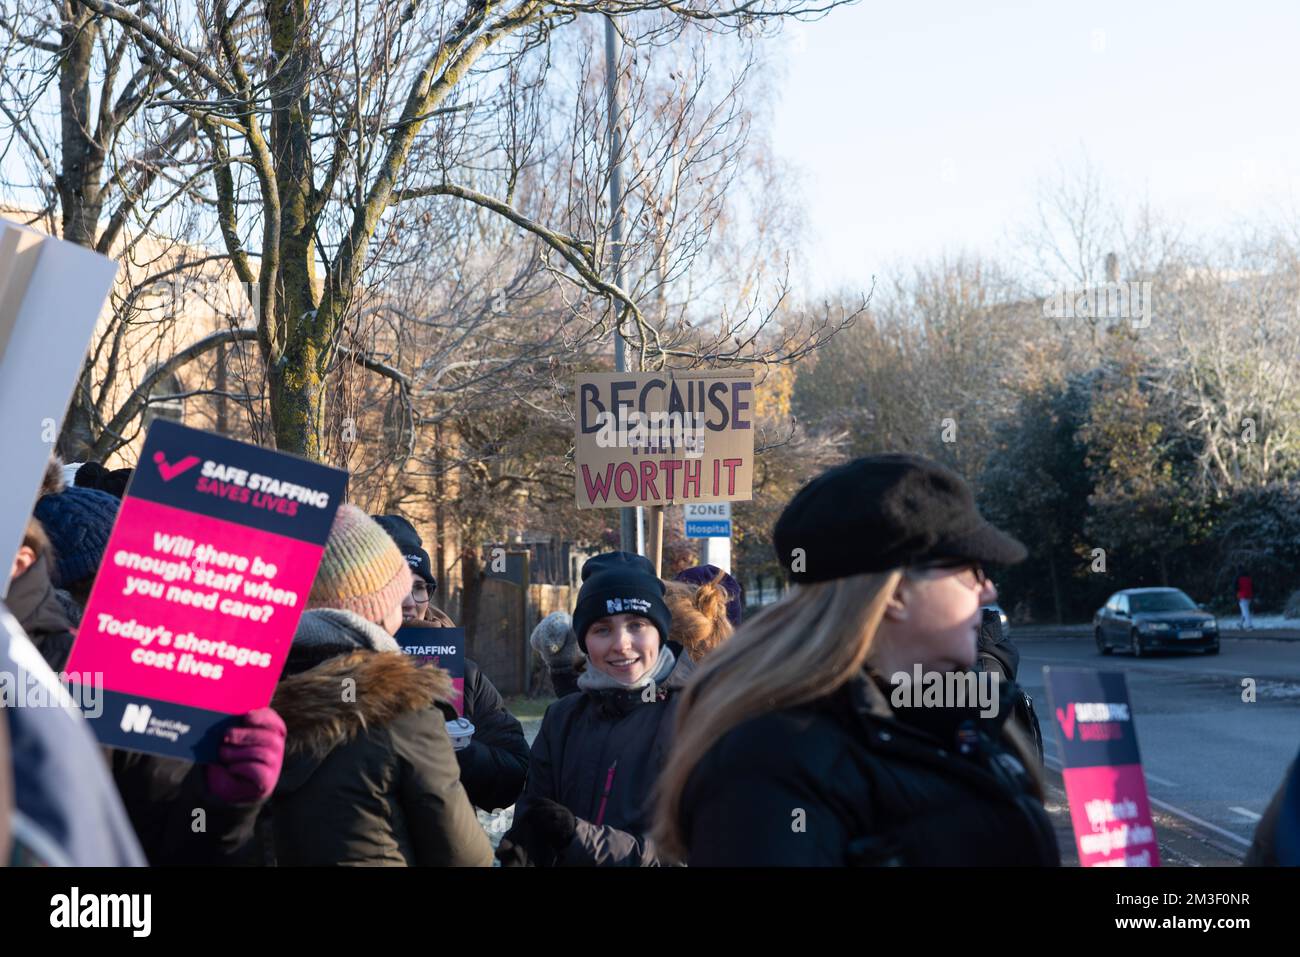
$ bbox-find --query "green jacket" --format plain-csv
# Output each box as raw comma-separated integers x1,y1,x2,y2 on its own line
268,648,492,867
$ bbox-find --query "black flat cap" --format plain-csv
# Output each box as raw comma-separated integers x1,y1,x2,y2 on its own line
773,453,1026,583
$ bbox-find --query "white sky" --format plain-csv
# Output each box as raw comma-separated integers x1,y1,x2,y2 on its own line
770,0,1300,297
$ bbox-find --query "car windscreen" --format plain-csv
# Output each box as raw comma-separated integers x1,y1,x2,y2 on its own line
1128,592,1197,613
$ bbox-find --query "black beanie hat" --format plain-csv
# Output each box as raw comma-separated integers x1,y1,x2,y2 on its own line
373,514,437,591
572,552,671,654
773,452,1026,584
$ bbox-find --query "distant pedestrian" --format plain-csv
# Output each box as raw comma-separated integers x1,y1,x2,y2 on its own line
1236,567,1254,630
376,515,530,812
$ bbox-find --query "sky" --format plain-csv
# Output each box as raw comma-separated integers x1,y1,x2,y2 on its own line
769,0,1300,297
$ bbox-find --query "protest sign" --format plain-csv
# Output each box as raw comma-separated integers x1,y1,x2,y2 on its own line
0,220,119,594
1044,667,1161,866
574,369,755,509
65,419,347,760
395,622,466,717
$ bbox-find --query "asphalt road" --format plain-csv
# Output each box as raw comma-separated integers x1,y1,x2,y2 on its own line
1014,627,1300,863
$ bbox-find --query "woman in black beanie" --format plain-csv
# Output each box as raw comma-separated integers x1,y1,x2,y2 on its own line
498,552,687,867
654,453,1060,866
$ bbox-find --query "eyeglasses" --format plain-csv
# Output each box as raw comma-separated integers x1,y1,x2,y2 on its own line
907,559,988,590
410,582,430,603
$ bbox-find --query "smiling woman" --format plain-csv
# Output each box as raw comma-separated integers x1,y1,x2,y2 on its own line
498,552,684,868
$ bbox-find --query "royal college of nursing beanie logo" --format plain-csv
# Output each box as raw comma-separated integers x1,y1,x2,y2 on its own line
606,597,651,615
153,451,201,481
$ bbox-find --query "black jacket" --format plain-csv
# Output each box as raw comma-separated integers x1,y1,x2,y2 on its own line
111,750,265,865
5,554,76,673
976,617,1044,762
457,658,529,811
679,670,1060,866
7,562,266,865
509,645,688,866
1245,754,1299,866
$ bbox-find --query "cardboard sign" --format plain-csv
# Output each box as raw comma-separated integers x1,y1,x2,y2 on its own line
685,501,732,538
395,623,466,717
65,420,347,760
574,370,755,509
0,220,119,594
1044,667,1160,867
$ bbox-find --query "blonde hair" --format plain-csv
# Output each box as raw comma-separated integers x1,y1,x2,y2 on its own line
653,571,900,860
665,571,734,662
652,569,1044,861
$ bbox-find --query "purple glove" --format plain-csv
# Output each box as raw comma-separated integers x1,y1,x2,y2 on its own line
204,707,286,806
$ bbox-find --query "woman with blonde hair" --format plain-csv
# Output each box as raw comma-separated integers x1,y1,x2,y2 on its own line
654,454,1060,866
664,565,740,681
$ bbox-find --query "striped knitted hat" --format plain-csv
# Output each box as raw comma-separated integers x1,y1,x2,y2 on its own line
308,505,411,624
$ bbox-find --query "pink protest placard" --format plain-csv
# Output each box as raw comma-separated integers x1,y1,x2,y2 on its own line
65,420,346,760
1045,668,1161,867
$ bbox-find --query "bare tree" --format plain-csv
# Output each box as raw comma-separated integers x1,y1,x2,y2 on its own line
0,1,241,458
60,0,859,458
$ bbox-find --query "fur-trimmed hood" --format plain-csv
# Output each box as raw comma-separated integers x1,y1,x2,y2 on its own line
271,651,455,791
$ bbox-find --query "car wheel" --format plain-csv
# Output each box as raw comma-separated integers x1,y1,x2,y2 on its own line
1205,643,1220,656
1096,629,1112,655
1131,629,1144,658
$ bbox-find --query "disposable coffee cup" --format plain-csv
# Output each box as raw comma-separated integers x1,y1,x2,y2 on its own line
447,717,475,751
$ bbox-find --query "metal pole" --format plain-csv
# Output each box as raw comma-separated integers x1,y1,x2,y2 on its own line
606,15,641,555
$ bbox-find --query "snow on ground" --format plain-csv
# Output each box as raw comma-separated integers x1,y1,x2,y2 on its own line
1231,614,1299,629
477,717,543,857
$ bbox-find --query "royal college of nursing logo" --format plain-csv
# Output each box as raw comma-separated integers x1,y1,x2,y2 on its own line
119,702,153,733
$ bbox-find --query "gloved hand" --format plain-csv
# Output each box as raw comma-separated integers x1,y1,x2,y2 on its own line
205,707,287,806
530,612,582,671
496,798,577,867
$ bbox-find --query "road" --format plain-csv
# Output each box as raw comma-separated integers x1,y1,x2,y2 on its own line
1015,627,1300,864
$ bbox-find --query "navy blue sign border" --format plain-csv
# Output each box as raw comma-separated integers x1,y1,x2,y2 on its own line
1043,667,1143,769
76,685,236,762
124,419,348,546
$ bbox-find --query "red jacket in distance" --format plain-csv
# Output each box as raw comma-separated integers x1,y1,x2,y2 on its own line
1237,576,1254,600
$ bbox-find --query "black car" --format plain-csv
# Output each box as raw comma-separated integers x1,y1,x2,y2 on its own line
1094,588,1220,656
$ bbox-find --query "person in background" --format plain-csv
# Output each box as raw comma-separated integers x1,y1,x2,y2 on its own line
498,552,687,867
975,607,1044,764
265,505,492,865
373,514,457,623
531,611,583,698
32,458,120,621
5,518,77,672
1246,747,1300,866
72,460,134,498
377,514,530,812
673,564,744,629
663,566,740,683
1236,566,1255,631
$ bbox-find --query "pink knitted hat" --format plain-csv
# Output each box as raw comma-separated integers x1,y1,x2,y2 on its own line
308,504,411,624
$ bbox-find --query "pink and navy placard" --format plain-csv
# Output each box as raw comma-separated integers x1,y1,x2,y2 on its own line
1044,667,1160,867
395,623,465,717
65,420,347,761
